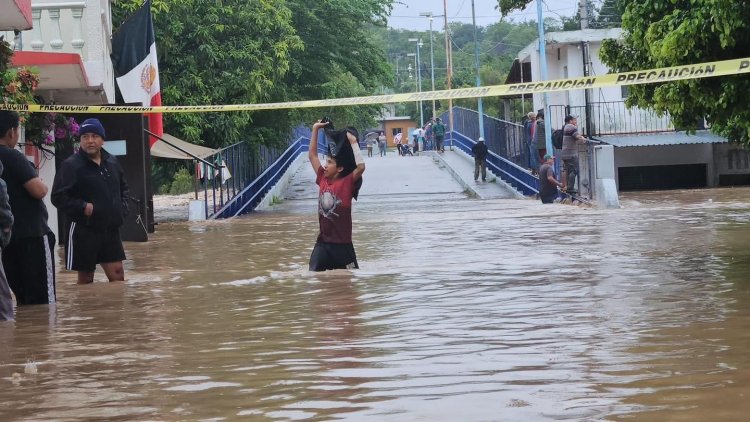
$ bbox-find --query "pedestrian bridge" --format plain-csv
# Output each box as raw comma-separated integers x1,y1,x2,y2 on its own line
209,130,540,219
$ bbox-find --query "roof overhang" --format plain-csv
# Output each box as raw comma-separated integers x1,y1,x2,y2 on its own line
11,51,107,104
0,0,32,31
151,133,218,160
380,116,415,121
597,130,728,147
518,28,624,62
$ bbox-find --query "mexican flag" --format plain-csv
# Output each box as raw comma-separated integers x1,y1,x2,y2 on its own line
110,0,163,146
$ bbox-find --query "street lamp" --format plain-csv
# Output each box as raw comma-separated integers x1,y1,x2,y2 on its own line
408,37,424,127
419,12,437,121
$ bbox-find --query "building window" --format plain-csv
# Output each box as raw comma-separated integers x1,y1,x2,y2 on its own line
621,85,630,99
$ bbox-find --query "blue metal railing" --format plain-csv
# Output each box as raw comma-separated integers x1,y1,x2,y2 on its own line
449,131,539,196
208,112,548,220
441,107,538,196
442,107,529,168
211,126,328,219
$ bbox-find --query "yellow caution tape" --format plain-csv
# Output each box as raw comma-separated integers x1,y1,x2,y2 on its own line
2,57,750,114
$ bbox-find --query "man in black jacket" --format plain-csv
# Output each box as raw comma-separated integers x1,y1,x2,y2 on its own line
471,137,489,182
51,118,129,284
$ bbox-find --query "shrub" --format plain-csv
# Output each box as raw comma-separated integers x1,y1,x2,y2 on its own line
168,168,193,195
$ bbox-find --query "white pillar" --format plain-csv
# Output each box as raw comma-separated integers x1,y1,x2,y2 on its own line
593,144,620,208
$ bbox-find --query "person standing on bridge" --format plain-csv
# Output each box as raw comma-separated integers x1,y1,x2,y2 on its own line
308,119,366,271
524,111,538,172
535,109,547,164
538,154,563,204
561,115,586,194
433,118,446,152
472,137,489,182
377,131,387,157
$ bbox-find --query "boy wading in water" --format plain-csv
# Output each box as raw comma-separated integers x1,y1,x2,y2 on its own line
308,119,365,271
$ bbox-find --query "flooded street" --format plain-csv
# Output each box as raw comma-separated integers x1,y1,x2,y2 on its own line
2,155,750,420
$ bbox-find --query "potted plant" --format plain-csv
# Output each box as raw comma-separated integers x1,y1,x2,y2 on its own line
23,112,80,150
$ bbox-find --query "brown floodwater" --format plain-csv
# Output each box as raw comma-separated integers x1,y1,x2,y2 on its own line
2,182,750,421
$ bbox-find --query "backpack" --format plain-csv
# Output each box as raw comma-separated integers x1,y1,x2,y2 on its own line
552,125,564,149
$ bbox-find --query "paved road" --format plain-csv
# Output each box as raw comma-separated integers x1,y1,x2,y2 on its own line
281,149,518,206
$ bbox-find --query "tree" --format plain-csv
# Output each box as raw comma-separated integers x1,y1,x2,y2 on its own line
599,1,750,144
268,0,394,133
113,0,302,148
591,0,623,29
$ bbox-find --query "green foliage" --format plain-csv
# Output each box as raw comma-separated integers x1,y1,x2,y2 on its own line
161,167,194,195
599,0,750,144
1,37,39,115
114,0,303,149
498,0,622,30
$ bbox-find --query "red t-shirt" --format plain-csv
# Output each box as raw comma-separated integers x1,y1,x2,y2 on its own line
316,166,355,243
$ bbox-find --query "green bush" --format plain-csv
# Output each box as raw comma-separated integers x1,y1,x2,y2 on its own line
167,168,194,195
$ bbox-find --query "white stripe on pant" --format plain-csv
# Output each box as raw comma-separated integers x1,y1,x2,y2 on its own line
67,222,76,270
43,233,55,303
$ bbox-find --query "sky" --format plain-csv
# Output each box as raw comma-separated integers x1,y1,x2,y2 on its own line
388,0,582,31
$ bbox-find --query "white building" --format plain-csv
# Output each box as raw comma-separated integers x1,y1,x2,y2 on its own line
513,28,750,190
2,0,115,237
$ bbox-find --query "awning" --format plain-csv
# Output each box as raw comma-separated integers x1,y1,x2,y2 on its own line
151,133,218,160
0,0,32,31
11,51,107,104
597,130,728,147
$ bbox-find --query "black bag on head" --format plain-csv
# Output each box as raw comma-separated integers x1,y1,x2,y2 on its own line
323,125,363,200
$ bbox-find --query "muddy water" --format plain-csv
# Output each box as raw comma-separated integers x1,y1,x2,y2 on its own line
2,184,750,421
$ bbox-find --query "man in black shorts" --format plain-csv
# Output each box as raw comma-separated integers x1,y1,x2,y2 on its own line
51,118,130,284
0,110,56,305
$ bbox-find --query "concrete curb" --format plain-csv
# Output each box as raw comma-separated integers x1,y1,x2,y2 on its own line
255,154,307,211
430,150,526,200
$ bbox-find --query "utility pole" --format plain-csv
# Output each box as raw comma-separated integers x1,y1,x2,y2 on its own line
537,0,552,154
580,0,593,136
443,0,454,150
471,0,484,139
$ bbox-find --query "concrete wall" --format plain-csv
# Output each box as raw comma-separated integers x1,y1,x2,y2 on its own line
713,143,750,174
383,119,417,147
2,0,115,102
256,154,306,211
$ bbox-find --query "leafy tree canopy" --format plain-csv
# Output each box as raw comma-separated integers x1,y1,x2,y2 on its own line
113,0,393,148
599,0,750,144
114,0,302,148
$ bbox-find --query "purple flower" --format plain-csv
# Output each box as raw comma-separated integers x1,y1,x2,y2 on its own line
55,127,67,139
69,121,80,136
44,133,55,145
